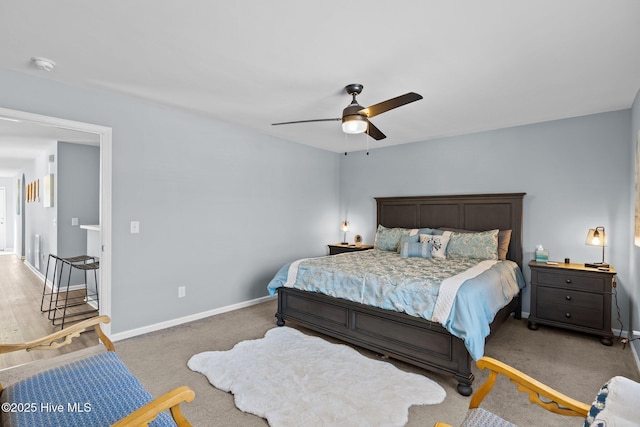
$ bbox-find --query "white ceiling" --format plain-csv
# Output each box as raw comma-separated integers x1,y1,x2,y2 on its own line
0,118,99,178
1,1,640,161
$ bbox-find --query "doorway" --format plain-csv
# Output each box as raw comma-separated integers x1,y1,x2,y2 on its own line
0,107,113,335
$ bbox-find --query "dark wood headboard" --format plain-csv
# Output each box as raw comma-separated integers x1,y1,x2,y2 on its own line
375,193,525,269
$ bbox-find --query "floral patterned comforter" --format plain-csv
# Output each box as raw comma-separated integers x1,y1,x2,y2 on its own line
267,249,525,360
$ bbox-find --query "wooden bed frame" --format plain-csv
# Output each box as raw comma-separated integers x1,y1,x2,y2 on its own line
275,193,525,395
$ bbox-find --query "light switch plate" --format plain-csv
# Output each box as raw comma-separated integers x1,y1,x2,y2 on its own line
130,221,140,234
72,217,78,226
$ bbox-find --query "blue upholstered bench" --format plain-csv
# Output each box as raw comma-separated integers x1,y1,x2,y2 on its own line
0,316,194,427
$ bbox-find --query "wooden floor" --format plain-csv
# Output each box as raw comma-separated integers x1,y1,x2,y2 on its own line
0,252,97,369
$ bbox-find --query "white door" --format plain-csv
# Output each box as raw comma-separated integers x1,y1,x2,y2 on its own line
0,187,5,251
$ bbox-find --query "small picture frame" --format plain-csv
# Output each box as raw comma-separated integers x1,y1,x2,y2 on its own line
354,234,362,245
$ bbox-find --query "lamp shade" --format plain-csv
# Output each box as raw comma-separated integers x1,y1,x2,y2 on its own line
341,116,368,134
585,227,607,247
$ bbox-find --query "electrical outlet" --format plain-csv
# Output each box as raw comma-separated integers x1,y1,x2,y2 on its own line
178,286,186,298
72,217,78,226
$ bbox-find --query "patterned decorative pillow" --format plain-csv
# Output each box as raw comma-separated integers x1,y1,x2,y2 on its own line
585,379,611,427
399,241,433,258
419,231,451,258
446,229,499,260
374,225,411,251
585,376,640,427
440,227,511,260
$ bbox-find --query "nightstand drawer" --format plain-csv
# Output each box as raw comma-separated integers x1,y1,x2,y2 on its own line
536,271,605,292
537,287,603,310
536,302,603,330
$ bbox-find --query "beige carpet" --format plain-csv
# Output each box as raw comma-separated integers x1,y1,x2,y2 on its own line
10,299,638,426
111,299,640,426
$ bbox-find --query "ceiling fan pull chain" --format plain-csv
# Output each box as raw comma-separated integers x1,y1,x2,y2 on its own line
366,132,370,155
344,132,348,156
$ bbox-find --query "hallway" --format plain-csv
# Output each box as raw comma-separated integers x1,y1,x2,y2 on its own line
0,253,97,369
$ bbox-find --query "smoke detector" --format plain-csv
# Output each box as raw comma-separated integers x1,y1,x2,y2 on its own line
31,57,56,71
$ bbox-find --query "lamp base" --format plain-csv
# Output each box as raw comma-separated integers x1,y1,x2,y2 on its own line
341,242,349,245
584,262,610,269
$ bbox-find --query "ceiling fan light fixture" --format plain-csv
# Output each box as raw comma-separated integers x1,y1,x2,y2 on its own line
272,83,421,142
342,115,368,134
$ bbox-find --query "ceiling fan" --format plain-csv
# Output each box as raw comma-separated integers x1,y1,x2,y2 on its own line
272,84,423,141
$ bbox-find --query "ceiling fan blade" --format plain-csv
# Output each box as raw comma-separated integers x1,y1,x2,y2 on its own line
366,121,386,140
360,92,423,118
272,118,340,126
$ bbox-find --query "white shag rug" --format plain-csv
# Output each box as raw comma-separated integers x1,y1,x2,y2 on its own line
187,327,446,427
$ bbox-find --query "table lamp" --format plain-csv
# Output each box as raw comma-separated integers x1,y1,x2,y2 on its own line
584,226,609,268
341,221,349,245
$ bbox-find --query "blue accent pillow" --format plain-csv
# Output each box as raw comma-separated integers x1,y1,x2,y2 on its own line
446,229,499,260
399,241,433,258
397,235,419,253
374,225,411,251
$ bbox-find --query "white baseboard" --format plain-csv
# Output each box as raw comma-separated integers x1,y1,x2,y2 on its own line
109,295,275,342
22,259,39,276
628,330,640,373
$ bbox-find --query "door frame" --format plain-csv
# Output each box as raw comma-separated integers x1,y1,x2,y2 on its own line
0,107,113,335
0,187,5,251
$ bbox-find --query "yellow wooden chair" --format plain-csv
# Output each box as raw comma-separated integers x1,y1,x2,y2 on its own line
435,356,590,427
0,316,195,426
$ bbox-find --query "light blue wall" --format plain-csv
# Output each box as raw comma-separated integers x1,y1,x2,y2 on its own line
0,69,341,334
57,141,100,287
630,88,640,355
340,110,633,324
57,142,100,258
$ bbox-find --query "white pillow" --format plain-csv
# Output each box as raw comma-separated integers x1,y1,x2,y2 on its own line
419,231,451,258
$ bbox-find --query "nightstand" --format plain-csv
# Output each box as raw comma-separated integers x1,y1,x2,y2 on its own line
528,261,616,345
328,244,374,255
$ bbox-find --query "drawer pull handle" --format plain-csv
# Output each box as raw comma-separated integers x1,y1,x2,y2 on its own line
565,279,572,284
565,313,571,318
565,295,572,301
